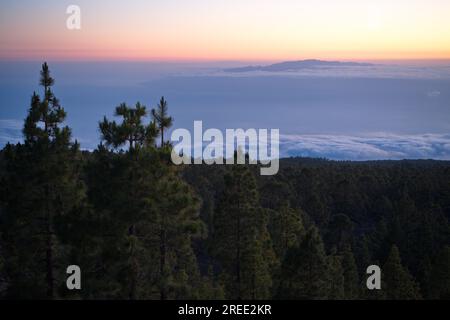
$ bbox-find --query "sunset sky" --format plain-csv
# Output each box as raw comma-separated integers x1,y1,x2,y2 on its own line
1,0,450,61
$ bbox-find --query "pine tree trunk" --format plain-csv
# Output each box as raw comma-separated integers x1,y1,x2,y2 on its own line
159,227,166,300
128,163,138,299
128,224,137,300
235,182,242,300
45,228,54,299
236,213,241,300
252,272,256,300
45,186,54,299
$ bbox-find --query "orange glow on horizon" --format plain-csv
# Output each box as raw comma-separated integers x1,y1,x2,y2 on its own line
1,0,450,62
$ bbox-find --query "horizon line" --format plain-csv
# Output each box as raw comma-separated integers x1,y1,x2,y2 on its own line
2,57,450,64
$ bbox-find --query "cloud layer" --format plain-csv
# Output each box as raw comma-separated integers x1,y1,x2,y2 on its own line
280,133,450,160
0,119,22,146
2,118,450,161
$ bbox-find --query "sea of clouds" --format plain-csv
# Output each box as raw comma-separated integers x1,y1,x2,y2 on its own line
1,61,450,160
280,133,450,160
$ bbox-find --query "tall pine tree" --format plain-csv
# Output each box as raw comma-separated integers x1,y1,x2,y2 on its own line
213,165,274,299
383,245,422,300
0,63,85,299
428,246,450,299
341,246,359,299
89,102,204,299
276,226,330,299
151,96,173,147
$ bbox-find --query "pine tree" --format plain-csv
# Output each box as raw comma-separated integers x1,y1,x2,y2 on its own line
328,252,345,299
383,245,421,300
213,165,274,299
197,265,225,299
0,229,6,298
341,246,359,299
269,202,305,260
99,102,159,151
0,63,85,299
325,214,353,252
428,246,450,299
149,162,205,299
277,226,330,299
89,103,204,299
97,102,159,298
151,96,173,147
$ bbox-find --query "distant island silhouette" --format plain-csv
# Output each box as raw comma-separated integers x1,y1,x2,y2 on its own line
224,59,375,73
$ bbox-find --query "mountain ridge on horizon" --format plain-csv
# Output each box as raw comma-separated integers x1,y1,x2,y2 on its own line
224,59,375,73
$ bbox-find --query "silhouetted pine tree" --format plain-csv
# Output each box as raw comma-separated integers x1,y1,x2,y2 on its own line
149,162,205,299
89,102,204,299
213,165,274,299
99,102,159,150
277,226,329,299
0,229,6,297
328,252,345,300
0,63,85,299
383,245,421,300
325,214,354,252
268,202,305,260
428,246,450,299
151,96,173,147
341,246,359,299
